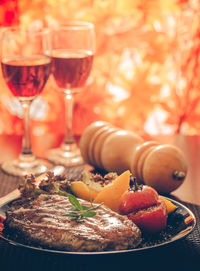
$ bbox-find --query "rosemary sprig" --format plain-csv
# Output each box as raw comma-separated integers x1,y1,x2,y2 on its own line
62,193,103,222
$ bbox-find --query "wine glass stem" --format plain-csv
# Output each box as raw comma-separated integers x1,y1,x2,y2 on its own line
20,100,33,160
63,91,75,147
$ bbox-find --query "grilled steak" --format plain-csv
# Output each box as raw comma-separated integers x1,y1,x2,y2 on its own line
4,194,141,252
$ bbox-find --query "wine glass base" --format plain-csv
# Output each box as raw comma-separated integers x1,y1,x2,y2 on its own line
47,145,84,167
1,158,52,177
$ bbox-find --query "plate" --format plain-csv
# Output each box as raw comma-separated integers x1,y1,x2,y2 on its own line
0,197,196,255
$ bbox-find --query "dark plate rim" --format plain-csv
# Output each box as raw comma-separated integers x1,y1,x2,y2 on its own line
0,196,196,255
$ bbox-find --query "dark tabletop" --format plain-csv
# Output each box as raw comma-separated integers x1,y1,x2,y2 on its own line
0,164,200,271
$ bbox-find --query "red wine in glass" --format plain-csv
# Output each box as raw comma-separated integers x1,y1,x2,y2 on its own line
51,49,93,89
47,22,95,167
0,26,52,177
1,55,51,98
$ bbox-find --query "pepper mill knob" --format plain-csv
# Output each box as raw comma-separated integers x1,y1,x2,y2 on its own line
132,143,188,193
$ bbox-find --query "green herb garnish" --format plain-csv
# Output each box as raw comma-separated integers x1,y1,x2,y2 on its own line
63,193,103,222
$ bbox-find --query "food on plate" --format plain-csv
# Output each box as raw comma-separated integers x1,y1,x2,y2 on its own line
3,193,142,252
70,181,98,201
71,171,177,218
93,170,131,213
158,196,177,214
18,172,69,198
127,200,167,234
2,170,180,252
80,121,188,193
81,170,118,191
119,178,168,233
119,177,159,215
70,170,118,201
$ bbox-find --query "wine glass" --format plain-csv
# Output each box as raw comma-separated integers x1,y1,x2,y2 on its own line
47,21,95,166
1,26,52,176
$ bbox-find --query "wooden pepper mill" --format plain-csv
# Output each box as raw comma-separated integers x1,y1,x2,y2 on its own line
79,121,188,194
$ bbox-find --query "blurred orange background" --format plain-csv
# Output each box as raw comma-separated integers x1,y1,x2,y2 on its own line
0,0,200,162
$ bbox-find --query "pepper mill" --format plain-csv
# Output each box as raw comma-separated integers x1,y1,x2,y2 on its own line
79,121,188,194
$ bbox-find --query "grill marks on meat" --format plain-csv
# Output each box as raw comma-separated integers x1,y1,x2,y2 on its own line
4,194,142,252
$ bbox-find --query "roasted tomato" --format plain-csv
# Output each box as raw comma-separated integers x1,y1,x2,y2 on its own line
119,177,158,215
128,200,168,234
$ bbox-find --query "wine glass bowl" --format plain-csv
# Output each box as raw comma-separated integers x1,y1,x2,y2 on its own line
47,21,95,166
1,26,52,176
1,56,50,99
